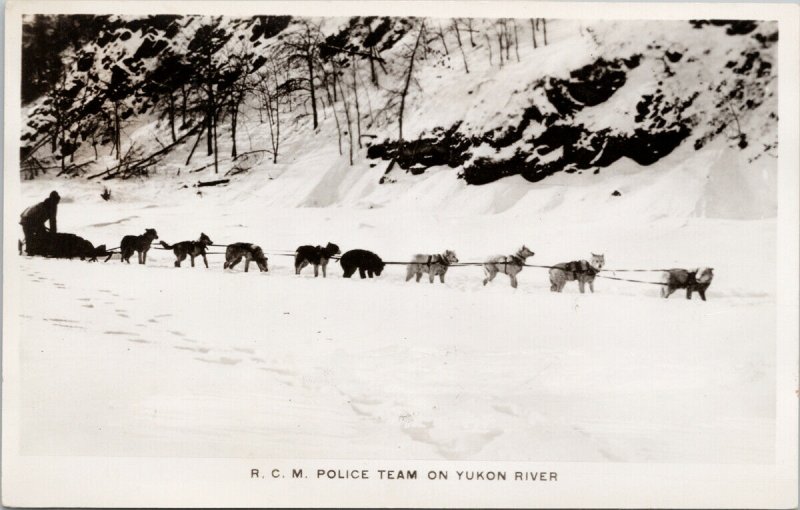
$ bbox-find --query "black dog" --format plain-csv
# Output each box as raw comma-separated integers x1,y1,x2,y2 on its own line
295,242,341,278
340,249,385,279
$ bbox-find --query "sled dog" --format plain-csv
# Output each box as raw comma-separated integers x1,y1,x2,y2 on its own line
549,253,605,293
295,242,341,277
120,228,159,265
160,233,213,268
340,249,385,279
405,250,459,284
661,267,714,301
483,245,535,288
224,243,268,272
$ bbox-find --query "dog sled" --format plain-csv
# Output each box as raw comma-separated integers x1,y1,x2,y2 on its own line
21,231,112,262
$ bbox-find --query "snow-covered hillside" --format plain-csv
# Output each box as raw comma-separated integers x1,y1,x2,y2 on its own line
13,15,779,463
20,17,777,217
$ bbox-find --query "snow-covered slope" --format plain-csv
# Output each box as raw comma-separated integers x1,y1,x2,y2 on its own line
20,17,777,219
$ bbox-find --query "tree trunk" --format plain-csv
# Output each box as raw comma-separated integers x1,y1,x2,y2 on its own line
60,121,66,173
213,105,219,173
399,23,425,142
324,76,343,155
181,83,187,126
307,54,318,129
186,123,206,165
273,81,280,164
453,21,469,73
484,33,493,65
437,23,449,55
369,47,378,85
512,20,520,62
531,18,537,49
334,65,354,165
114,101,121,159
230,102,238,159
168,92,176,142
497,29,504,67
503,22,510,60
206,86,214,157
351,56,362,149
51,121,58,152
543,19,548,45
358,72,375,125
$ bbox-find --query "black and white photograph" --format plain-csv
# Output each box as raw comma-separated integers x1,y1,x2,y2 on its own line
2,1,798,507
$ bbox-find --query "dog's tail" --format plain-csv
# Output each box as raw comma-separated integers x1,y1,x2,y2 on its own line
159,240,173,250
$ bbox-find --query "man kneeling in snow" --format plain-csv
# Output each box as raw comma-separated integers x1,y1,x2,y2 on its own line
19,190,60,256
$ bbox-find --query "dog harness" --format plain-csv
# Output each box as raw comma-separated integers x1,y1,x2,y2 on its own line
426,253,451,268
501,253,526,273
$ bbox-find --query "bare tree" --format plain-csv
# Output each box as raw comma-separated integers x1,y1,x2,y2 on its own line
330,60,354,165
398,21,425,141
357,71,375,126
494,22,504,67
512,19,521,62
542,18,548,45
530,18,538,49
350,55,363,148
254,58,283,164
499,19,511,61
321,71,343,155
185,21,233,173
464,18,477,47
283,20,322,130
223,44,264,160
452,20,469,73
432,23,449,55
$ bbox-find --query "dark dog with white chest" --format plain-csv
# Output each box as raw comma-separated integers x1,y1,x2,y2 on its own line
295,242,341,277
119,228,158,265
661,267,714,300
160,233,213,268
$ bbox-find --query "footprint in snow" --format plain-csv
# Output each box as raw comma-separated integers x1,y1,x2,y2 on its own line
88,216,139,228
173,345,210,353
46,317,77,322
259,366,293,375
195,356,241,366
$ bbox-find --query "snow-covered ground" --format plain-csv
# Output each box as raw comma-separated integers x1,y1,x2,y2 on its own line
15,173,776,462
